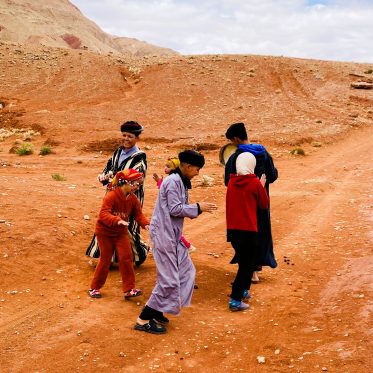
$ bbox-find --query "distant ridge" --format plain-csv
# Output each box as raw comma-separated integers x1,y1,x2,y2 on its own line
0,0,178,56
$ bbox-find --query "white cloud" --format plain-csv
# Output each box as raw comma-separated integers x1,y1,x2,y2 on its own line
70,0,373,63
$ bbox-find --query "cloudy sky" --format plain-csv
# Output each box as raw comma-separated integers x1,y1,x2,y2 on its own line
70,0,373,63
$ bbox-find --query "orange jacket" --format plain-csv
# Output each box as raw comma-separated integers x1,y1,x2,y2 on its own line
95,188,149,236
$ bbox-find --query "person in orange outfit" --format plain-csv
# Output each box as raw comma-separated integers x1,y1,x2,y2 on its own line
88,169,150,300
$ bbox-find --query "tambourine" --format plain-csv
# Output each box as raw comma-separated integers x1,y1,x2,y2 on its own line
218,143,237,165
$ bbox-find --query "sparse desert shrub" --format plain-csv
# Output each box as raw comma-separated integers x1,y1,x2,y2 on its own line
52,173,66,181
39,144,52,156
16,142,33,156
77,160,83,164
364,69,373,74
290,147,305,156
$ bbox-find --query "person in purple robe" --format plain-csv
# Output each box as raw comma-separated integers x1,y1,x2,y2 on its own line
134,150,217,334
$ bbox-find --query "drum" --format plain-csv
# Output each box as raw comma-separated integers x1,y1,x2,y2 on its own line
218,143,237,165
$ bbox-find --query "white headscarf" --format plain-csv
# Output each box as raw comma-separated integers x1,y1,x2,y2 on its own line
236,152,256,175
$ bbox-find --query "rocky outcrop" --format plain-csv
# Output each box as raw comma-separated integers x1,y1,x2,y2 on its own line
0,0,178,57
351,81,373,89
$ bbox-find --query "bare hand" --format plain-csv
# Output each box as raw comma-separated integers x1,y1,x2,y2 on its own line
144,225,150,231
98,171,113,183
98,173,107,182
153,173,160,182
260,174,267,187
199,202,218,213
118,220,129,226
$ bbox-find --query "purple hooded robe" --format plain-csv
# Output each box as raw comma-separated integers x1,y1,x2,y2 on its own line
147,172,199,315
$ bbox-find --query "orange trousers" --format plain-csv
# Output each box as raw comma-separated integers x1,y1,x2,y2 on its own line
90,233,135,292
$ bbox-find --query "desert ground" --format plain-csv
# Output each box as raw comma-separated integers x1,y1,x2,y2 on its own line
0,41,373,372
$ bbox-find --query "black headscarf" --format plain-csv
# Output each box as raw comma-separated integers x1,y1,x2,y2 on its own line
178,150,205,168
120,121,144,135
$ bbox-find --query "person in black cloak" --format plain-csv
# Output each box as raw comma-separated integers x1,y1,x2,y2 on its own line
224,122,278,281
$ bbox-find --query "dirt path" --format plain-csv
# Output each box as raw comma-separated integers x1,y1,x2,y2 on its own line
0,126,372,372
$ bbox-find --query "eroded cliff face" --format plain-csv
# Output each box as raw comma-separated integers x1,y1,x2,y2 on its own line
0,0,177,56
1,35,372,150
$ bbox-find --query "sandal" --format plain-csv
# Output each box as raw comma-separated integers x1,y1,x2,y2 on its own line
124,288,143,299
134,319,166,334
88,289,102,298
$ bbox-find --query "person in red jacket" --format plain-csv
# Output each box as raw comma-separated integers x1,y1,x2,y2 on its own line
88,169,150,300
226,152,269,311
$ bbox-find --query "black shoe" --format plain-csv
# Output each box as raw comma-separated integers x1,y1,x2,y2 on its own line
153,313,169,325
134,319,166,334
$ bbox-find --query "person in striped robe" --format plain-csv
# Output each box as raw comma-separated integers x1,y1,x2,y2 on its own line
86,121,149,266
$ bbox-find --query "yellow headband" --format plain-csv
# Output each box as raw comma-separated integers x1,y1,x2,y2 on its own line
166,157,180,170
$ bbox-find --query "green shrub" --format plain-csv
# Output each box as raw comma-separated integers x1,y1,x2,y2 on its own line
16,142,33,156
52,173,66,181
39,144,52,156
290,147,305,155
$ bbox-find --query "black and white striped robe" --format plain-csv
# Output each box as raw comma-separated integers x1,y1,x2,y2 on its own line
86,146,149,266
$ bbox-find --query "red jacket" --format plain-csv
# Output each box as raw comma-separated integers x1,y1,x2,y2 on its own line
95,188,149,236
226,174,269,232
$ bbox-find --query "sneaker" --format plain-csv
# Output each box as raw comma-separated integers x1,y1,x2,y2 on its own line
134,319,166,334
153,313,169,325
124,288,143,299
88,289,102,298
243,290,251,300
229,298,249,312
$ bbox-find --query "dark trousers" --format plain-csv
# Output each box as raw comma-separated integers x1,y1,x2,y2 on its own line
139,305,162,321
230,231,259,301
